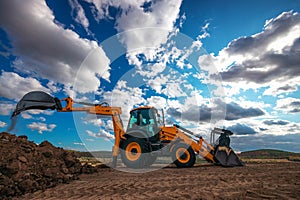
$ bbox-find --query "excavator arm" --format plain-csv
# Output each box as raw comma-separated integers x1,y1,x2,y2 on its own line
11,91,125,167
57,97,126,165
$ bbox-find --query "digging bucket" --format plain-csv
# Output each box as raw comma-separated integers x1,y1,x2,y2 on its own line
214,146,245,167
12,91,60,117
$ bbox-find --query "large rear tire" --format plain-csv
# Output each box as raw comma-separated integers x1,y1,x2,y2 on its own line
172,143,195,168
120,137,147,168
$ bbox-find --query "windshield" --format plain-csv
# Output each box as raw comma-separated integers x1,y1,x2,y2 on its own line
127,108,163,130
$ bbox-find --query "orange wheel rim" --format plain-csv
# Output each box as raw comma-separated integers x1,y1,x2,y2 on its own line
176,147,190,163
126,142,142,161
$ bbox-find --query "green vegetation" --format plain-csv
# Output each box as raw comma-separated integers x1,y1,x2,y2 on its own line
240,149,300,161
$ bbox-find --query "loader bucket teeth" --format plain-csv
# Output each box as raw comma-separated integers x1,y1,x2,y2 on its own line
214,147,245,167
12,91,58,117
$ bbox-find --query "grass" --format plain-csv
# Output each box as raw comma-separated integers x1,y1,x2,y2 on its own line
239,149,300,160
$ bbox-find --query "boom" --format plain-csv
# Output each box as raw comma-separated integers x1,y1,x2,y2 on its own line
57,97,126,166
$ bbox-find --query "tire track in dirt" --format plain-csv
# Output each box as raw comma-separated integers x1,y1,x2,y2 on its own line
14,162,300,200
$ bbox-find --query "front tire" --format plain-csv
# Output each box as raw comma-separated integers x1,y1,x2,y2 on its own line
171,143,195,168
120,137,147,168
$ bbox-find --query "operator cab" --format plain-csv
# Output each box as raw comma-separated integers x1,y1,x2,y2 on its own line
126,106,163,142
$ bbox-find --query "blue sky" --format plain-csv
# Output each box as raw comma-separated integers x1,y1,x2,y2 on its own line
0,0,300,153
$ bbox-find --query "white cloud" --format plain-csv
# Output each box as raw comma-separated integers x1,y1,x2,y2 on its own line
113,0,182,66
83,0,212,117
74,142,85,146
146,96,167,110
87,0,183,47
21,113,33,119
263,80,299,96
275,97,300,113
85,0,145,21
0,102,15,116
264,13,300,54
24,110,54,116
20,110,54,119
83,116,105,126
0,121,6,128
0,0,111,96
86,129,115,141
161,80,185,98
198,11,300,96
46,81,60,93
198,22,210,40
69,0,90,31
146,65,205,99
137,62,167,78
103,80,147,123
0,71,50,100
27,122,56,134
38,117,46,122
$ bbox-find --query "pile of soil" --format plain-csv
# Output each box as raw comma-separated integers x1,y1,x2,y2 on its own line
0,132,83,199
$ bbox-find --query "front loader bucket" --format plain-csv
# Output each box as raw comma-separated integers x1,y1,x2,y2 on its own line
214,146,245,167
12,91,60,117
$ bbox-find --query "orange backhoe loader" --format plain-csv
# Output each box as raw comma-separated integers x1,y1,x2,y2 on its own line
11,91,244,168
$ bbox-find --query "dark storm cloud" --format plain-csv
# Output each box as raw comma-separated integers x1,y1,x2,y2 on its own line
226,12,300,55
166,105,212,122
220,49,300,83
287,124,300,133
225,101,264,120
167,99,264,122
290,109,300,113
166,107,181,118
277,85,298,93
226,123,257,135
259,127,268,131
291,101,300,106
219,11,300,85
277,85,298,92
263,120,289,126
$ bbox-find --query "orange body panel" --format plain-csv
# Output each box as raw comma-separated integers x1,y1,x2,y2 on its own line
160,126,215,163
57,97,216,164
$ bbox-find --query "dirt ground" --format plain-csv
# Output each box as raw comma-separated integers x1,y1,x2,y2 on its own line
14,162,300,200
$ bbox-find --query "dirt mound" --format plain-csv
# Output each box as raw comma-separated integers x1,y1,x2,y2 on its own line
0,132,83,199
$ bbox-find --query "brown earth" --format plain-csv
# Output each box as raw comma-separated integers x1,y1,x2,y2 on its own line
13,162,300,200
0,132,92,199
1,132,300,199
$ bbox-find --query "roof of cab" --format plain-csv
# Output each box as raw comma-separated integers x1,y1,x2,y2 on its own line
130,106,154,112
